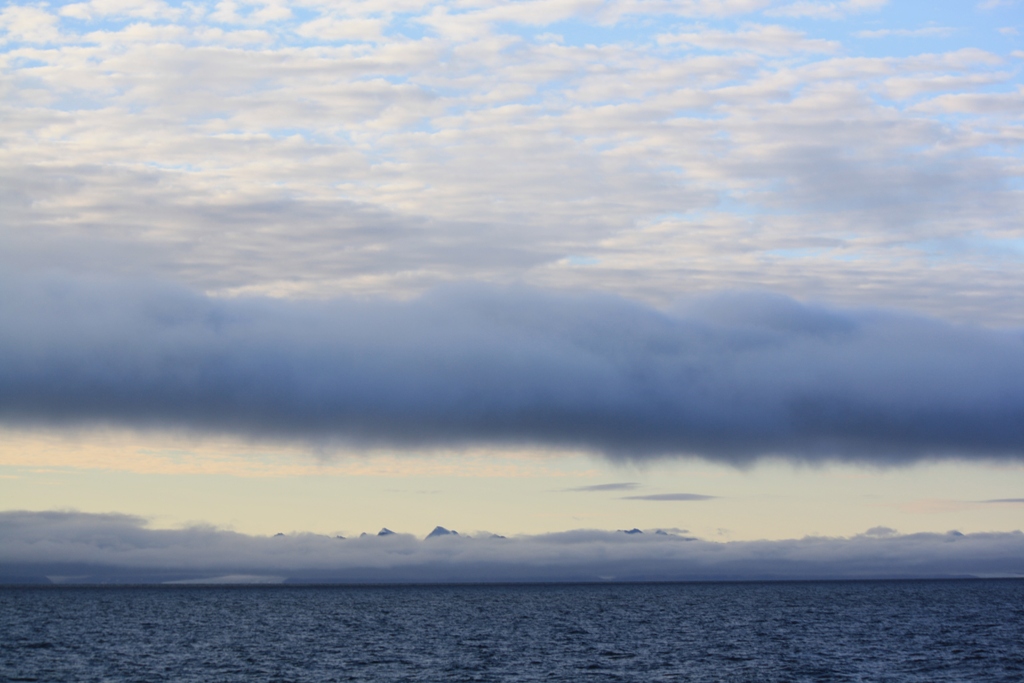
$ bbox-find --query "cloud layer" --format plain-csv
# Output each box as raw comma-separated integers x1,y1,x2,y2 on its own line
623,494,717,501
2,275,1023,463
1,0,1022,322
2,511,1021,583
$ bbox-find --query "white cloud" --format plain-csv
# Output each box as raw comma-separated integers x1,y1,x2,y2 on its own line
882,72,1011,100
209,0,290,25
57,0,182,21
979,0,1018,9
767,0,887,20
856,26,955,39
59,4,93,20
912,88,1024,115
658,23,839,55
295,16,388,42
0,5,62,43
2,511,1022,582
0,0,1021,325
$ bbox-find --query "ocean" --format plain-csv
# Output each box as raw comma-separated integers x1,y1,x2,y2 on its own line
2,580,1023,682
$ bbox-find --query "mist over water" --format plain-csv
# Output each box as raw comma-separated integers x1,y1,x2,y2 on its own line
3,581,1023,682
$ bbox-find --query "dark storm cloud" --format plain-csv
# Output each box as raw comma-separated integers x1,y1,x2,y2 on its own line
563,483,641,492
1,511,1022,584
621,494,717,501
1,274,1024,464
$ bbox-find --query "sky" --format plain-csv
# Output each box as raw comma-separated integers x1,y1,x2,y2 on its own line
1,0,1023,582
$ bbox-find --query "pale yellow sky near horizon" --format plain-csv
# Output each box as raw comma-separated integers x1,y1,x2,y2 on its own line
2,427,1022,542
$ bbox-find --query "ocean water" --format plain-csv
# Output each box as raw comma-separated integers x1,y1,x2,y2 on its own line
2,580,1023,682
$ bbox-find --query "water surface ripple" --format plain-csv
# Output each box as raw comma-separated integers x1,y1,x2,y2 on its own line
2,580,1023,682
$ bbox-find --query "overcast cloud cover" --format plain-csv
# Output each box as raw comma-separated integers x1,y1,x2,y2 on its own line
2,274,1023,463
2,510,1022,583
2,1,1023,572
1,0,1022,321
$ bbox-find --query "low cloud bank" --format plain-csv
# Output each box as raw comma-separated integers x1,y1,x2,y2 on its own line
563,483,640,492
623,494,717,501
2,275,1024,463
1,511,1022,584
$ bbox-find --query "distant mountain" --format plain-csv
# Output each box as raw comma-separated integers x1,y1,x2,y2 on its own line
620,528,643,535
378,528,395,536
426,526,459,539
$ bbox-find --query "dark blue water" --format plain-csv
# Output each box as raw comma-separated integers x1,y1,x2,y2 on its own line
2,580,1023,682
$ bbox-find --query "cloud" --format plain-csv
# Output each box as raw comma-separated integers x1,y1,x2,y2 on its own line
2,275,1023,464
982,498,1024,504
856,27,955,39
1,1,1021,327
622,493,717,501
911,90,1024,116
766,0,887,20
978,0,1018,9
881,72,1012,100
0,5,62,43
658,23,839,55
1,511,1021,583
563,483,641,492
165,573,286,584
